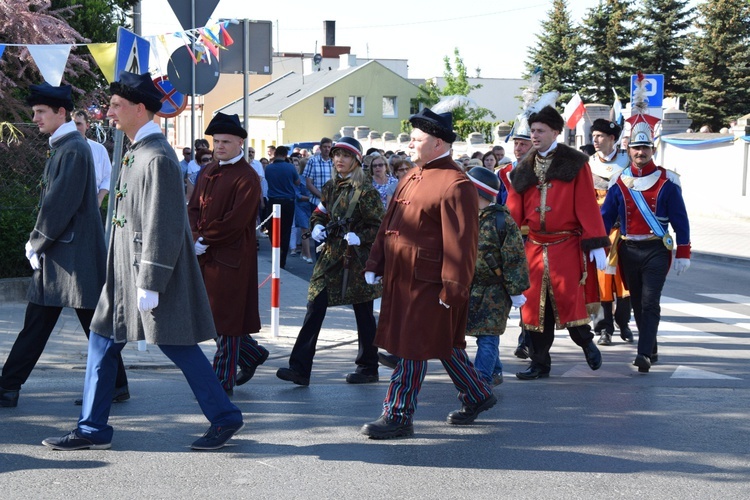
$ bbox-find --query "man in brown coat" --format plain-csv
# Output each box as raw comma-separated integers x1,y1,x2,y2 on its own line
188,113,268,394
360,108,496,439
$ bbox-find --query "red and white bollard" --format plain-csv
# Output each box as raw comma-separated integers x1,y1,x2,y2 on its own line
271,204,281,338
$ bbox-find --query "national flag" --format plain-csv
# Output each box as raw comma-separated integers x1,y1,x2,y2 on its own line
563,92,585,129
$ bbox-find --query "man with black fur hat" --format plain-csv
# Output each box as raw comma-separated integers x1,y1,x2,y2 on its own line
589,118,633,346
361,108,496,439
1,83,129,408
43,72,243,451
188,112,268,393
507,105,609,380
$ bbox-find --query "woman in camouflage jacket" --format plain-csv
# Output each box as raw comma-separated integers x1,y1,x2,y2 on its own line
276,137,384,386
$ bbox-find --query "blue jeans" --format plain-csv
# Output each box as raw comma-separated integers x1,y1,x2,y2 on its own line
474,336,502,385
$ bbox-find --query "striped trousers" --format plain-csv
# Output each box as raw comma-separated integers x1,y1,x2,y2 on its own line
213,334,268,390
382,347,493,424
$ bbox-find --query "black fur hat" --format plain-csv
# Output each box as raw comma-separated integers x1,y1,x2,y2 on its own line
409,108,457,143
205,112,247,139
26,82,74,111
110,71,163,113
528,105,564,133
591,118,621,139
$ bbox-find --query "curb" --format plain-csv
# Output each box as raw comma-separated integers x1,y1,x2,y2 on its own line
691,251,750,267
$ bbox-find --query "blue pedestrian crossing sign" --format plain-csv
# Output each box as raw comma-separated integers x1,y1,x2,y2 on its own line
115,27,150,76
630,74,664,108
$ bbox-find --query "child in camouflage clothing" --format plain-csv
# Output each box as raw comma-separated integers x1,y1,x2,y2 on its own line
465,167,530,386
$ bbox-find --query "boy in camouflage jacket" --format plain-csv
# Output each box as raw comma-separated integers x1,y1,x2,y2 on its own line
465,167,530,386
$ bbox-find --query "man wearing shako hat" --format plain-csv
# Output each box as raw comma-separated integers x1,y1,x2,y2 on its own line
601,104,691,373
588,118,633,346
507,105,609,380
361,108,496,439
43,72,244,451
276,136,384,387
188,113,268,394
0,83,128,408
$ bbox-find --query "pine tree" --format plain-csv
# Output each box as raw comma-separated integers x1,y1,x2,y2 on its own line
680,0,750,131
580,0,637,104
633,0,695,97
524,0,584,105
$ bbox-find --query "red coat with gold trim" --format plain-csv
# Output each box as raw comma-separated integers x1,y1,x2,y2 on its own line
507,143,609,331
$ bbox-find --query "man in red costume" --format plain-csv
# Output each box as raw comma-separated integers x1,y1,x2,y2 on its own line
507,106,610,380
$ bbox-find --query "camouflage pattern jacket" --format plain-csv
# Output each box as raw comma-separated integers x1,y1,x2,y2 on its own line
466,204,530,336
308,176,384,306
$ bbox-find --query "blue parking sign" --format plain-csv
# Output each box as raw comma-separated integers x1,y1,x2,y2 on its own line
116,27,150,76
630,74,664,108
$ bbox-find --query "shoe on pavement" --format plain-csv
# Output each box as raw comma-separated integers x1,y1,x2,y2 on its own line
236,349,270,386
0,387,19,408
377,352,399,369
447,394,498,425
492,373,504,386
276,367,310,386
361,415,414,439
75,385,130,406
633,354,651,373
516,365,550,380
42,430,112,450
513,345,529,360
191,422,244,450
583,340,602,370
597,331,612,346
619,325,634,343
346,372,378,384
302,256,313,263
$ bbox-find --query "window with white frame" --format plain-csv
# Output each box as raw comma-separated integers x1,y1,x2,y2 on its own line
349,96,364,116
382,96,397,117
323,97,336,115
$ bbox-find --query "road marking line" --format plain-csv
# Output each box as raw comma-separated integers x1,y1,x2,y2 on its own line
670,366,741,380
661,296,750,331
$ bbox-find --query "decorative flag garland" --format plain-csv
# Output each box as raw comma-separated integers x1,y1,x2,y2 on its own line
0,22,234,86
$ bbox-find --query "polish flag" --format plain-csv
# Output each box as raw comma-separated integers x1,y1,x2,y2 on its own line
563,92,585,129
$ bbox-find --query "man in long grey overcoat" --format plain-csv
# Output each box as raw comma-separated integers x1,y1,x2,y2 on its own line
42,72,244,451
0,83,128,408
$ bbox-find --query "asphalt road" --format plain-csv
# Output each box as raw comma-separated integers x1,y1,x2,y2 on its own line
1,255,749,498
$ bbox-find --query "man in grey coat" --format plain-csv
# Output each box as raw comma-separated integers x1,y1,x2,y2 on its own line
42,71,244,451
0,83,129,408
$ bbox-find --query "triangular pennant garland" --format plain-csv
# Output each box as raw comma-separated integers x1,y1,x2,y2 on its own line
87,43,117,84
27,44,72,86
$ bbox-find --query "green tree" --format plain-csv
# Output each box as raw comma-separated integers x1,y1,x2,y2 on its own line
524,0,584,104
633,0,695,97
580,0,637,104
412,48,496,141
680,0,750,131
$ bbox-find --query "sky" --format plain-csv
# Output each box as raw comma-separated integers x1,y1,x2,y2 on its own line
140,0,607,80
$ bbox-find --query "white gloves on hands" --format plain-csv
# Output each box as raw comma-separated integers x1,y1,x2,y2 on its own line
137,288,159,312
25,241,42,270
311,224,327,242
439,298,450,309
589,248,607,271
510,294,527,309
343,232,360,246
364,272,382,285
674,258,690,275
194,237,209,256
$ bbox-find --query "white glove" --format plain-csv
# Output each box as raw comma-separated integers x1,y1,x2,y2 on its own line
25,241,34,260
29,252,42,270
510,294,527,309
137,288,159,312
364,271,382,285
311,224,327,242
589,248,607,271
194,237,209,256
674,258,690,275
439,298,450,309
343,232,360,246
